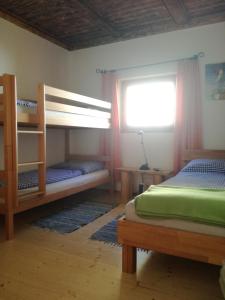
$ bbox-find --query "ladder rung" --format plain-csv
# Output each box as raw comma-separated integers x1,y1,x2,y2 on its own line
0,171,6,180
17,130,44,134
18,191,44,200
18,161,44,167
0,111,4,121
0,94,3,104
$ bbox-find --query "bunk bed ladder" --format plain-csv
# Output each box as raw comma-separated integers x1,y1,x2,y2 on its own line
37,83,46,196
18,84,46,200
2,74,18,239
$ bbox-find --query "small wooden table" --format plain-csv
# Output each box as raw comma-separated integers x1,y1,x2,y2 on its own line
117,167,172,202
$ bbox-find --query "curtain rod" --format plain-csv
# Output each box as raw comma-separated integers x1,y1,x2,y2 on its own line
96,52,205,74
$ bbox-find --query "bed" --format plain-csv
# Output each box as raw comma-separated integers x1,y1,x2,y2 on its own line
118,150,225,273
0,94,111,129
0,73,113,240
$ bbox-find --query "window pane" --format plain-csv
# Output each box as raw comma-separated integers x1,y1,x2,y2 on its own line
124,80,176,128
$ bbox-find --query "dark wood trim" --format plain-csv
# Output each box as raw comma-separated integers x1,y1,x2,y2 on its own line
162,0,190,25
76,0,121,38
1,1,225,50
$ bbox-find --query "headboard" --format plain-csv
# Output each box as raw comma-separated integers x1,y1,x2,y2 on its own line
182,150,225,166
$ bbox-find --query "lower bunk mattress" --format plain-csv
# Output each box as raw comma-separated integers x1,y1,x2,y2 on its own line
18,159,106,190
18,168,82,190
0,169,109,204
19,169,109,196
125,171,225,237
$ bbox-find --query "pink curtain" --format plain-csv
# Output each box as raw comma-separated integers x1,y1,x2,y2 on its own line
174,58,203,173
100,72,121,180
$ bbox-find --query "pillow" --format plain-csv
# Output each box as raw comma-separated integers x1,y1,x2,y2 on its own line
17,99,37,108
181,159,225,173
52,160,104,174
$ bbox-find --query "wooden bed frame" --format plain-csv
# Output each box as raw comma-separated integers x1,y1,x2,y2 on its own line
0,74,113,240
118,150,225,273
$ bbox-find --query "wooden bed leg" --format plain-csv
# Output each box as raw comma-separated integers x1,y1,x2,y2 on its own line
109,176,116,207
110,185,116,207
5,212,14,240
122,244,137,273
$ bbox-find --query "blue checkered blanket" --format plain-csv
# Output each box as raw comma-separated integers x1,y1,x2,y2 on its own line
162,172,225,189
18,168,82,190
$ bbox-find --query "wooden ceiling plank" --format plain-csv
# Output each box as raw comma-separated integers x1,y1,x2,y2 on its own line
162,0,190,25
0,1,225,51
0,8,71,50
76,0,122,38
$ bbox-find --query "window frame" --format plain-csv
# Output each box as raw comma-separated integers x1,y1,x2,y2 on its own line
120,74,176,133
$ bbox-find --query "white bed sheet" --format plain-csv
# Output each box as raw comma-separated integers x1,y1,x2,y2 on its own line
125,199,225,237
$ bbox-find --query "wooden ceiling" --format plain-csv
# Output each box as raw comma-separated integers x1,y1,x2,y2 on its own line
0,0,225,50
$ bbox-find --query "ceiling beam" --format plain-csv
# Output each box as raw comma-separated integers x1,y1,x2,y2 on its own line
0,9,70,50
162,0,190,25
76,0,121,37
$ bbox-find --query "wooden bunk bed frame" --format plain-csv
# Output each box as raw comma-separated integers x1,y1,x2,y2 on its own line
118,150,225,273
0,73,113,240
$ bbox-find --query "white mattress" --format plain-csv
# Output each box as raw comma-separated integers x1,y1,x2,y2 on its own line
20,169,109,195
0,170,109,204
125,199,225,237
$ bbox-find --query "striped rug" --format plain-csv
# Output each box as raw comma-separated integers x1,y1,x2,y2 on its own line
33,199,113,234
90,214,123,246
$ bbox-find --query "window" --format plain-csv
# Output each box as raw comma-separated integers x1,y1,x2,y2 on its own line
121,76,176,131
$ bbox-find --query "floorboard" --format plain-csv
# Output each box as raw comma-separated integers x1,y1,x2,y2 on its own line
0,189,223,300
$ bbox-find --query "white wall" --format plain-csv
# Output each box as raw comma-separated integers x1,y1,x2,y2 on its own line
0,19,68,96
67,22,225,170
1,18,225,172
0,18,68,169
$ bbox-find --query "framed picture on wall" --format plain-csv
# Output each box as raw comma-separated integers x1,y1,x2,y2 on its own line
206,62,225,101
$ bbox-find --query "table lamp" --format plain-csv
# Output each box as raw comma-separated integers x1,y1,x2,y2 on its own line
137,130,150,170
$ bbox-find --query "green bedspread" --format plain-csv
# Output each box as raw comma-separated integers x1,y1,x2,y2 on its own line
135,185,225,226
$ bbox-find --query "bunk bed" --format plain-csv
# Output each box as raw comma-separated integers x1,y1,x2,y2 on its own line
0,73,113,240
118,150,225,273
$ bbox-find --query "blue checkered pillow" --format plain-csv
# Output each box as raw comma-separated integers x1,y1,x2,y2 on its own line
181,159,225,173
52,160,104,174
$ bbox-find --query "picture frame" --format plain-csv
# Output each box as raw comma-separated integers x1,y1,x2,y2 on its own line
206,62,225,101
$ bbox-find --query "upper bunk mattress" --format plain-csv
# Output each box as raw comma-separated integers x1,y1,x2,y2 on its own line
15,99,111,128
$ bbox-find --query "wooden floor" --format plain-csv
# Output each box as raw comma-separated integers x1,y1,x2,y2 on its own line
0,190,223,300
